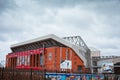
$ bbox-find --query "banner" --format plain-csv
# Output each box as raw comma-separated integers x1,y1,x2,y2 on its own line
98,61,114,73
60,60,72,69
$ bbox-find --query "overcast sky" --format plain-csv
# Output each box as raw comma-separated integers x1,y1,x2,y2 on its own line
0,0,120,61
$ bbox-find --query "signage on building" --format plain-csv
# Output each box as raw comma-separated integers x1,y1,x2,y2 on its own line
98,61,114,73
60,60,72,69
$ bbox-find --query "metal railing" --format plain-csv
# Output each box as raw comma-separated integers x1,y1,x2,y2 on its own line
0,68,45,80
0,68,120,80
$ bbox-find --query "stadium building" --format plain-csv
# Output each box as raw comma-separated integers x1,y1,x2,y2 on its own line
6,34,90,73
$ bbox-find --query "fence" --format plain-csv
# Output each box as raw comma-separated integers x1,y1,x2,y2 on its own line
104,73,120,80
0,68,45,80
0,68,120,80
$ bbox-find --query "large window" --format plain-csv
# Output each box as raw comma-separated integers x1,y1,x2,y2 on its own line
40,54,43,65
48,52,52,60
17,56,20,66
20,56,25,65
27,55,30,66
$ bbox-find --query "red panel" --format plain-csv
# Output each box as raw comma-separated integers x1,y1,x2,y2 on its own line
24,51,27,56
29,50,33,55
7,52,17,58
36,49,39,54
33,49,36,54
19,52,22,56
8,48,45,70
27,50,31,55
39,48,44,54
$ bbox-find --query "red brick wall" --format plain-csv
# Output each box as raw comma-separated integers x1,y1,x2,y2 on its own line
6,47,85,72
44,47,85,72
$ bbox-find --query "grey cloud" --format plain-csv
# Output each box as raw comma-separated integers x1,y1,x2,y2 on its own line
35,0,82,8
0,26,23,34
97,16,120,38
77,1,120,18
35,0,120,10
0,0,120,57
107,17,120,32
0,26,25,42
95,1,120,16
0,15,26,34
79,1,120,39
0,0,16,14
61,18,92,30
0,35,7,42
99,43,118,49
